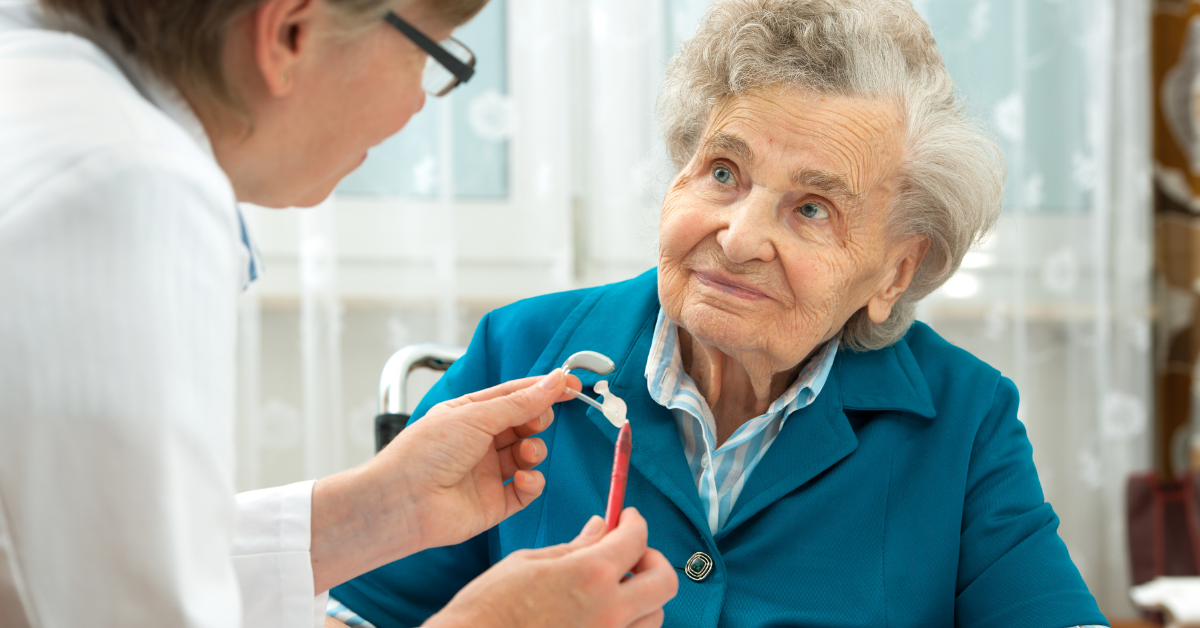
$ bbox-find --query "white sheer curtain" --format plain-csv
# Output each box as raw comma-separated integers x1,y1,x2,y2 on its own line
234,0,1153,617
914,0,1153,618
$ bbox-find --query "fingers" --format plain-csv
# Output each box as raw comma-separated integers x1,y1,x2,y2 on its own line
437,376,543,409
509,515,606,563
496,437,546,480
432,371,585,451
571,508,680,622
493,406,553,451
619,548,678,623
502,469,545,516
627,610,666,628
509,516,604,567
499,374,582,447
563,373,583,397
457,370,569,439
568,515,607,549
438,372,583,411
578,508,649,570
626,547,677,585
518,438,545,469
499,514,674,628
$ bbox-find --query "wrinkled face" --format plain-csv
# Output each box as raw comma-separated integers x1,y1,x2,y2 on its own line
657,90,909,370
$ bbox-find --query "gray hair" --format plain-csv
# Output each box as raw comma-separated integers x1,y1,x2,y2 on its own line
658,0,1005,351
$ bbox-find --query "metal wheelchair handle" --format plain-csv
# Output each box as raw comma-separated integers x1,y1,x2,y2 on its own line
375,343,466,452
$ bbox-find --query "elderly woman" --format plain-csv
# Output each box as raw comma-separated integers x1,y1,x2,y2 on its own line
331,0,1109,626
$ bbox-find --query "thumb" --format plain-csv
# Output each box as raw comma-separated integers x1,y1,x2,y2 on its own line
470,369,565,436
568,515,607,549
523,515,606,561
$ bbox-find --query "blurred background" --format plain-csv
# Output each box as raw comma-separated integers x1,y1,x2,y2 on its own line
233,0,1182,619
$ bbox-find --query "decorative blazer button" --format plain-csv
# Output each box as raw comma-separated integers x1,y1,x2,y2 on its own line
684,552,714,582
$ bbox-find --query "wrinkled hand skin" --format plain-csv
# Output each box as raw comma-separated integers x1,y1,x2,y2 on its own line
310,370,581,594
385,370,584,552
424,510,679,628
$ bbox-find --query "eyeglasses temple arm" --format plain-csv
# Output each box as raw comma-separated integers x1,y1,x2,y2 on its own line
385,12,476,83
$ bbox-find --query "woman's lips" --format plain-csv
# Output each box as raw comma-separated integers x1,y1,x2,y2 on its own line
695,271,770,301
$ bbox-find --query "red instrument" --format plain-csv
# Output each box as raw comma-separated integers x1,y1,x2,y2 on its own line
605,422,632,532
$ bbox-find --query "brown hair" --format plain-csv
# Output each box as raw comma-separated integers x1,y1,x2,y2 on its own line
39,0,488,112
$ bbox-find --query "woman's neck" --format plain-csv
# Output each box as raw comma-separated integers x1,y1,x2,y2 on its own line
677,327,809,447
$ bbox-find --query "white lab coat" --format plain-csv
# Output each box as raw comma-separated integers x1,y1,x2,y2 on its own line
0,1,326,625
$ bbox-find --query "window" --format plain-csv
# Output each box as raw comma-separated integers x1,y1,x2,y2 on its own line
337,0,510,199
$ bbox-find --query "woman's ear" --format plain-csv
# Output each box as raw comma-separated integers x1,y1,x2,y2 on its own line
865,236,931,324
252,0,321,96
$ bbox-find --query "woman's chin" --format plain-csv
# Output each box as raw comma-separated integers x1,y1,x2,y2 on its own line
293,188,336,208
679,306,765,354
289,174,347,208
287,157,368,207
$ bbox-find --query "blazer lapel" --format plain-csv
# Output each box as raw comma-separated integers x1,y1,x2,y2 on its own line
581,322,708,532
528,269,711,535
836,338,937,419
718,373,858,537
717,337,937,537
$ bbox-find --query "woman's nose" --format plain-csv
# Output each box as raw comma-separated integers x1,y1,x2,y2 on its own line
716,189,778,264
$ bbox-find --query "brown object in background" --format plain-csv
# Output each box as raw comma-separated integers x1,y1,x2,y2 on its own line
1157,213,1200,290
1126,472,1200,586
1153,1,1200,199
1154,1,1200,479
1154,214,1200,478
1158,370,1194,480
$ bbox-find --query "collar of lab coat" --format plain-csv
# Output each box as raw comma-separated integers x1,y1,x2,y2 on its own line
0,0,216,162
533,268,937,537
0,0,260,287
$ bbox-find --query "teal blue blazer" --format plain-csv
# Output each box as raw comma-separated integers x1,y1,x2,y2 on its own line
334,269,1107,628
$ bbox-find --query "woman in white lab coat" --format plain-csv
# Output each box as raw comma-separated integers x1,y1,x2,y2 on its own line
0,0,677,626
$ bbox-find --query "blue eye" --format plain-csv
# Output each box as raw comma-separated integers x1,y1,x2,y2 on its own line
713,167,734,185
799,202,829,219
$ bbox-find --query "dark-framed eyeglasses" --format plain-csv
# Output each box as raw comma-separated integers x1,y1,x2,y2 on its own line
384,12,476,97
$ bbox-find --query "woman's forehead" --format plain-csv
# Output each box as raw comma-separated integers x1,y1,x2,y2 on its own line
700,92,904,195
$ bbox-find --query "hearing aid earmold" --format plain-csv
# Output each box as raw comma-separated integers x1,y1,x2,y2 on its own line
559,351,627,428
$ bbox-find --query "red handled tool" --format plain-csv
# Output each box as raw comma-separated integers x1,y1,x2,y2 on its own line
604,422,633,531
